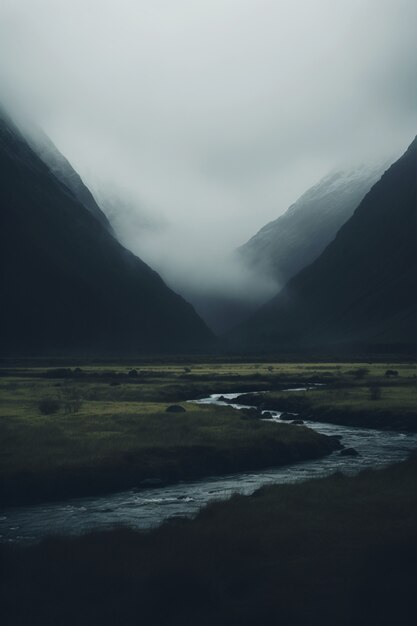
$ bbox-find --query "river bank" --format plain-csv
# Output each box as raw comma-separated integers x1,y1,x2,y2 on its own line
2,452,416,626
0,396,339,507
2,390,417,543
1,361,415,508
1,361,416,625
233,380,417,432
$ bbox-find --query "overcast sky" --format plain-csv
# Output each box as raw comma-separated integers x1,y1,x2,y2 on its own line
1,0,416,306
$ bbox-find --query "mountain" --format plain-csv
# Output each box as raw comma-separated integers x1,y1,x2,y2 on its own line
22,123,112,232
230,138,417,353
0,111,213,355
238,162,390,287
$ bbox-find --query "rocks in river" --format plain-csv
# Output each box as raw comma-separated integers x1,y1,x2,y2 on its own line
280,412,294,421
165,405,186,413
217,395,236,404
262,411,273,419
328,434,344,444
328,435,344,449
291,420,304,425
340,447,359,457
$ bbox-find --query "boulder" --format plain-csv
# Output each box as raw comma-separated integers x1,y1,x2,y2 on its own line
165,405,186,413
340,447,359,457
291,419,304,425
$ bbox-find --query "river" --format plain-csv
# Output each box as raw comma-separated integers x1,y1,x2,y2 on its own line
1,390,416,544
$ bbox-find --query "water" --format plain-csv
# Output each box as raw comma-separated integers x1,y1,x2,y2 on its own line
1,390,416,544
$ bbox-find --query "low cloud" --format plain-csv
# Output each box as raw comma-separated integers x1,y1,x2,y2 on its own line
1,0,416,328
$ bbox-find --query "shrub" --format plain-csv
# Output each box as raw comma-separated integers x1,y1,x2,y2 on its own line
349,367,370,380
38,397,61,415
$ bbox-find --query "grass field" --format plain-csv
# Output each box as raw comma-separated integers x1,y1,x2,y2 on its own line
238,370,417,431
1,360,416,503
1,361,348,505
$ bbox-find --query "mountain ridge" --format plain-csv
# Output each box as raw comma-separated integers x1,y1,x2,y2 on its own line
0,111,213,355
238,160,391,288
23,122,113,232
230,137,417,353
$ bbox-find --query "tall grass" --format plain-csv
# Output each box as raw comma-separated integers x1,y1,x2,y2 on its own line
1,455,416,625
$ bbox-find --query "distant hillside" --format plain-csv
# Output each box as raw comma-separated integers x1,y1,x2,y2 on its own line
0,112,213,355
238,162,389,286
230,138,417,353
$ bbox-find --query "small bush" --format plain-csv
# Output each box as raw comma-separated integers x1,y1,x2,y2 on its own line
38,397,61,415
349,367,370,380
385,369,399,377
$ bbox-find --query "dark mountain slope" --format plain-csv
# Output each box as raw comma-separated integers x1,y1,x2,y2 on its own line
0,113,212,355
23,123,112,231
238,162,389,287
231,138,417,353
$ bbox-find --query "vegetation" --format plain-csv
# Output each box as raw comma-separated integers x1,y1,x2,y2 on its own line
235,366,417,431
1,453,416,626
1,360,416,625
0,362,349,505
37,397,61,415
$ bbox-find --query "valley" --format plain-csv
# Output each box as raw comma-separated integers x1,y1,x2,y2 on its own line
0,17,416,624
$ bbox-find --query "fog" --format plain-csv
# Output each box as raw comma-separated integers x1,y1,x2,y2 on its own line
1,0,416,330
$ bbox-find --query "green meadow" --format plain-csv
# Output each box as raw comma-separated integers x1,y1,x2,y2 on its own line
1,361,346,505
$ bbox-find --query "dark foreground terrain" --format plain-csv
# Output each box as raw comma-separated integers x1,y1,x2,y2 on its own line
1,360,416,626
1,453,416,626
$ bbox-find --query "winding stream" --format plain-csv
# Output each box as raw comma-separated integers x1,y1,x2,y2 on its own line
1,390,416,544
